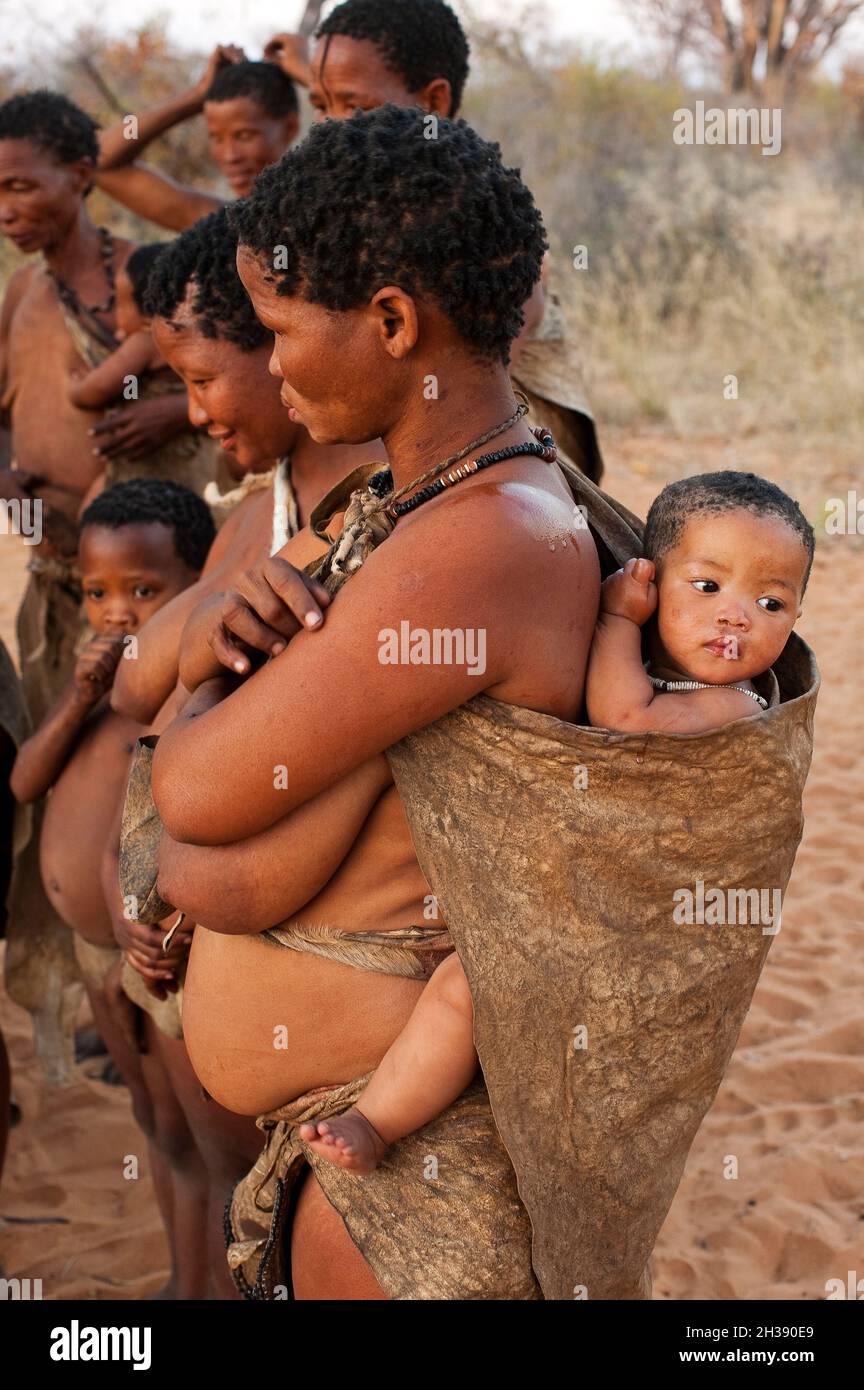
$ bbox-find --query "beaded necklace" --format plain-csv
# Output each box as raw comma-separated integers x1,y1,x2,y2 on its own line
378,402,556,521
46,226,116,318
389,427,557,518
648,674,768,710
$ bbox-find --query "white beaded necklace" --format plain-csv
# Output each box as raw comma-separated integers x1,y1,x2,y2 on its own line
648,674,768,710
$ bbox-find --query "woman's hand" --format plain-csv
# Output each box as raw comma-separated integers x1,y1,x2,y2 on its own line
208,556,331,676
122,915,193,1002
89,395,189,462
600,558,657,626
114,910,191,986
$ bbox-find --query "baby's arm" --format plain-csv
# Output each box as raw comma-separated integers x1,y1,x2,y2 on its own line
587,559,758,734
10,635,125,803
68,332,158,410
299,952,479,1173
587,558,658,730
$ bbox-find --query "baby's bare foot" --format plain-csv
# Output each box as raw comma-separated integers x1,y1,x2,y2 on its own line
298,1107,388,1174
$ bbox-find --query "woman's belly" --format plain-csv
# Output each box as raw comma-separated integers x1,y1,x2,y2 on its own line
183,783,435,1114
183,930,425,1115
40,709,138,945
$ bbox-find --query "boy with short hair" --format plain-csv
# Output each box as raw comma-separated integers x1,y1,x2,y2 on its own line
11,478,216,1298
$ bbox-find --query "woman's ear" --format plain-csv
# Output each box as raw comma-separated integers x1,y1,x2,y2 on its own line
368,285,418,360
69,156,96,197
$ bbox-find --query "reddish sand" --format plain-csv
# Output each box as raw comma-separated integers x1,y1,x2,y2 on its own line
1,437,861,1299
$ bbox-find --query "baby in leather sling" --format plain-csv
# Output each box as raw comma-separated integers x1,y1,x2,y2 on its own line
299,469,816,1175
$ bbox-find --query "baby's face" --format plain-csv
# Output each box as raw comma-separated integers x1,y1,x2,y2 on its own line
653,508,808,684
79,522,198,636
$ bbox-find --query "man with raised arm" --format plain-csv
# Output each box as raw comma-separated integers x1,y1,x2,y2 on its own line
95,48,300,233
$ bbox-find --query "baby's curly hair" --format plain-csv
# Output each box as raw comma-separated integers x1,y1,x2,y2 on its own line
143,207,270,353
317,0,470,115
230,105,547,363
205,60,298,118
80,479,215,573
644,471,815,591
123,244,168,315
0,90,99,166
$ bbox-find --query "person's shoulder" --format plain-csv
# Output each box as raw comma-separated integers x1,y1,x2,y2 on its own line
364,471,596,623
392,470,593,570
2,260,66,331
1,261,41,318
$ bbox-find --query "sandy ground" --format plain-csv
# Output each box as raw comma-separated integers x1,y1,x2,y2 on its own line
0,433,861,1300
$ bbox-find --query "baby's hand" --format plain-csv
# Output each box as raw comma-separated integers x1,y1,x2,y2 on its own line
601,558,658,626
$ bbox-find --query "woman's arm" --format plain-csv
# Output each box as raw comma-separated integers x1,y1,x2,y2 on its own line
153,485,591,845
95,167,224,235
263,33,313,87
157,753,393,933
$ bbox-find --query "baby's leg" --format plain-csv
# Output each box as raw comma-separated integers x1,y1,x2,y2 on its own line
299,951,477,1174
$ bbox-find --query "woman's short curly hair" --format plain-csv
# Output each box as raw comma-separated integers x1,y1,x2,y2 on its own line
0,90,99,165
317,0,470,115
143,208,270,353
230,105,547,363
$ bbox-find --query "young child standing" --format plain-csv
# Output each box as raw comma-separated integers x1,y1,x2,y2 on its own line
10,478,217,1297
298,470,815,1174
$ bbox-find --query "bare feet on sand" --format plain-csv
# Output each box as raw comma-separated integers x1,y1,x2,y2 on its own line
298,1108,388,1174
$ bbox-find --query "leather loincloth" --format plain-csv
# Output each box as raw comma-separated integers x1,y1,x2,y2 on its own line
227,1072,540,1301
